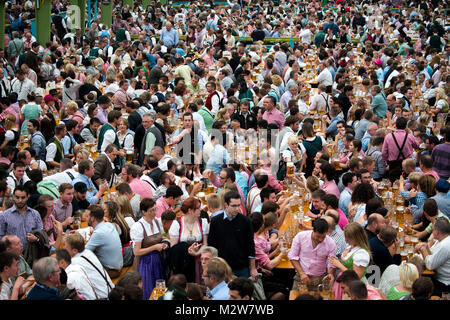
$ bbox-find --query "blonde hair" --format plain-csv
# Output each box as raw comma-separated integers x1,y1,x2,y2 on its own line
85,74,96,85
407,172,422,186
287,134,299,145
4,114,17,130
215,108,228,122
306,175,320,192
343,222,372,262
210,257,235,283
65,100,78,113
65,63,76,74
271,75,283,86
220,183,239,208
399,262,419,289
116,195,136,219
43,55,52,64
206,193,221,211
435,87,446,101
263,211,278,229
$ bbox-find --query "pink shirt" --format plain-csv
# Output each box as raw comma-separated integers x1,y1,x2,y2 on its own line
262,166,283,192
288,230,336,276
254,234,271,270
321,180,340,198
262,107,285,129
155,197,170,218
424,170,440,182
337,209,349,230
382,130,419,162
129,178,153,199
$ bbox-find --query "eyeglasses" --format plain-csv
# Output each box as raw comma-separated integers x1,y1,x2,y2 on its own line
219,176,227,180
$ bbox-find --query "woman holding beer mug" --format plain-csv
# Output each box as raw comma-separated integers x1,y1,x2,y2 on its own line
168,197,209,283
117,118,135,151
281,135,306,174
130,198,169,300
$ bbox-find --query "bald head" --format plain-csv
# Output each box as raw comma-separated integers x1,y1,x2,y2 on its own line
322,214,336,233
366,213,386,234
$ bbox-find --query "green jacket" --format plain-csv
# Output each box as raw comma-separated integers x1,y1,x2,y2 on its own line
198,106,214,131
97,123,120,152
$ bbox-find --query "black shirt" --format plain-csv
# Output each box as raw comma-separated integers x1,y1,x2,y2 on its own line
365,227,377,242
72,196,90,215
369,236,402,274
207,213,255,270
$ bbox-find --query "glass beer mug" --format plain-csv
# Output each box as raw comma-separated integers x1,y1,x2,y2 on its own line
126,149,133,163
286,162,294,177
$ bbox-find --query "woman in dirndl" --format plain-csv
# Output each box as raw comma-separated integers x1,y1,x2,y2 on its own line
130,198,169,300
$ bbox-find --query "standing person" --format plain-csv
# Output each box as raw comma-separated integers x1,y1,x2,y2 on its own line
171,112,204,165
97,110,122,154
207,191,257,280
382,117,419,183
27,119,47,161
84,205,123,279
302,122,329,177
431,127,450,180
288,218,336,291
0,186,43,252
130,198,169,300
262,96,285,129
25,257,63,300
45,123,67,169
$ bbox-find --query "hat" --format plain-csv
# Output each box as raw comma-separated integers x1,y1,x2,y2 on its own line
74,182,88,194
44,94,54,103
435,179,450,193
84,91,98,103
373,59,382,67
97,95,110,104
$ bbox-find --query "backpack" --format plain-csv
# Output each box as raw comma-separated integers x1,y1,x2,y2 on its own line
214,91,224,109
37,181,60,200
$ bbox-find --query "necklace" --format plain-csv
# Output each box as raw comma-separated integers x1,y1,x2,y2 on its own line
183,217,197,237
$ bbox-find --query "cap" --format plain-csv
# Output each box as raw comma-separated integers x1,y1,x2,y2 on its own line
374,59,382,67
74,182,88,194
44,94,54,104
435,179,450,193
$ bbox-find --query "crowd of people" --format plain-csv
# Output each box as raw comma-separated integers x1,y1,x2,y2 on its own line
0,0,449,301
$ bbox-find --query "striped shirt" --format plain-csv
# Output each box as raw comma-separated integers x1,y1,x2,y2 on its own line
431,143,450,180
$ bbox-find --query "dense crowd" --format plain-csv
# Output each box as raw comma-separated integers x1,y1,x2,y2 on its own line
0,0,449,301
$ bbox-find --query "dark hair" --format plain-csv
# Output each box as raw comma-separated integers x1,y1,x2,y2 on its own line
261,201,280,215
260,187,275,202
434,217,450,234
319,162,335,181
312,218,329,234
0,251,19,272
140,198,156,212
161,210,176,222
351,183,376,204
349,280,368,299
396,117,408,130
336,269,359,285
342,172,356,187
255,172,269,189
224,190,241,205
249,212,264,233
222,167,236,182
13,185,29,196
54,248,71,265
411,277,434,300
365,198,384,216
321,194,339,210
227,277,254,299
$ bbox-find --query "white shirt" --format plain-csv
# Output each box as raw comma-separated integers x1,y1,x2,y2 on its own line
71,249,114,299
10,77,36,101
158,154,173,171
193,111,206,132
210,91,224,117
425,235,450,286
315,68,333,86
43,169,79,188
298,28,312,44
247,187,261,213
100,128,117,153
130,217,164,245
7,172,30,193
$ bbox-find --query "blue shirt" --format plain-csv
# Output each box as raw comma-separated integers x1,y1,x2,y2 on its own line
361,132,372,152
207,281,230,300
326,116,344,137
72,174,99,204
211,209,224,218
339,188,352,217
161,28,179,47
85,221,123,270
206,144,232,175
61,133,77,155
235,171,249,201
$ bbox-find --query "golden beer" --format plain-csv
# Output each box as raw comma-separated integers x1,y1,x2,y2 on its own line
193,177,200,187
207,185,215,194
198,192,206,204
91,151,99,161
303,199,310,214
286,162,294,177
333,159,341,170
126,150,133,163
